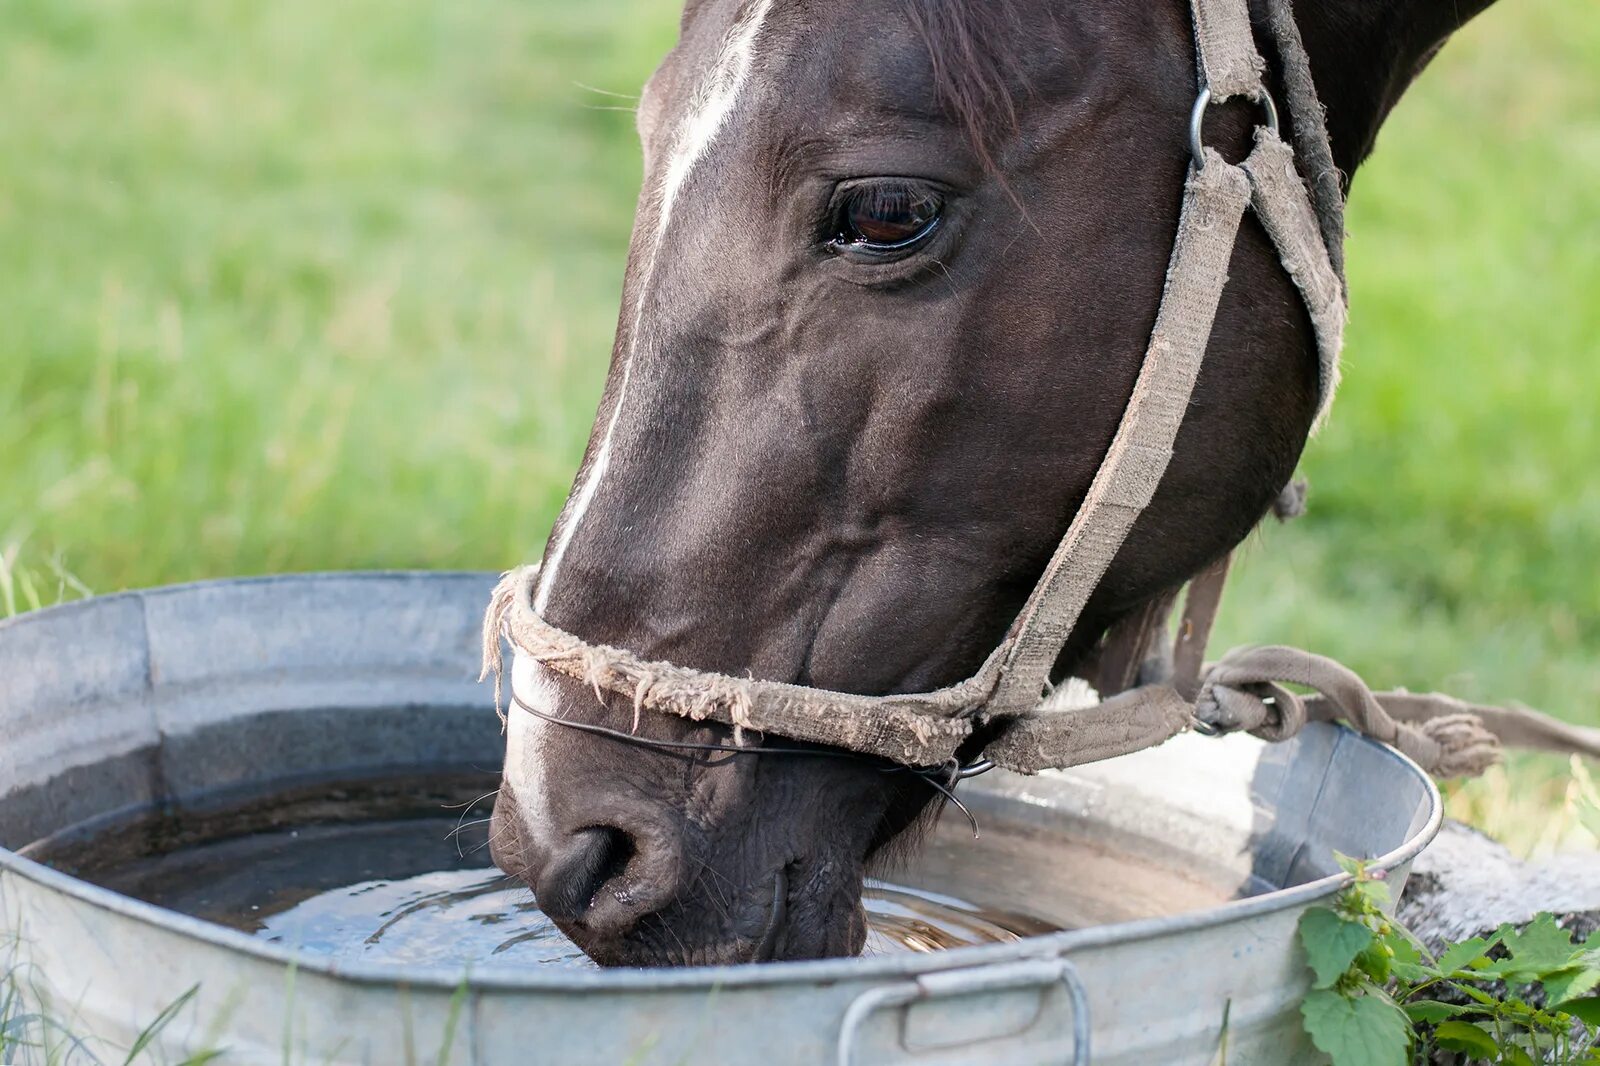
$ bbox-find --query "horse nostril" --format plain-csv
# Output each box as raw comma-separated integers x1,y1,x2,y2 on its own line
535,826,634,926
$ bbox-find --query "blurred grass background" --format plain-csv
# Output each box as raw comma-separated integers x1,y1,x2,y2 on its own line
1,0,1595,853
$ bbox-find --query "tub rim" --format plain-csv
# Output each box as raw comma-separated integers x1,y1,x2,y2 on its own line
0,571,1444,993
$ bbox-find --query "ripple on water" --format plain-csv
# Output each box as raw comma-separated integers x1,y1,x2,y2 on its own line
257,868,1058,968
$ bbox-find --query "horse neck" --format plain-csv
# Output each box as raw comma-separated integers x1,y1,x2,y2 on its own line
1290,0,1502,178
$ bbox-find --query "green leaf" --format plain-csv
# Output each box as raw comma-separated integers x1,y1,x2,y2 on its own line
1544,965,1600,1005
1473,955,1545,982
1438,935,1497,975
1300,908,1377,988
1500,914,1580,976
1402,1000,1469,1023
1300,988,1410,1066
1389,959,1432,984
1333,852,1368,879
1350,878,1392,911
1473,917,1587,985
1356,941,1392,985
1562,996,1600,1026
1433,1020,1500,1059
1386,933,1434,984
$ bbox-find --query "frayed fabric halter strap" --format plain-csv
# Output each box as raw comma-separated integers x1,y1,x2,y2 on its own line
483,566,1600,775
482,0,1600,779
483,564,990,768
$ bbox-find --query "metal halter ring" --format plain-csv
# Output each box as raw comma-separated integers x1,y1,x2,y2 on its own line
1189,84,1280,170
956,757,995,779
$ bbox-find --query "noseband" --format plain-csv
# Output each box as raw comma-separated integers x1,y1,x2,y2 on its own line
507,692,985,835
483,0,1600,781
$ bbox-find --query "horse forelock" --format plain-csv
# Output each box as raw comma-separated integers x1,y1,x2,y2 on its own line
902,0,1030,169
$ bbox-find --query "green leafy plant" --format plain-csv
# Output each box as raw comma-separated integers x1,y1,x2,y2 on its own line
1299,856,1600,1065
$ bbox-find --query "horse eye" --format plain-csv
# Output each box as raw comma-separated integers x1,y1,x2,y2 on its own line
830,181,944,254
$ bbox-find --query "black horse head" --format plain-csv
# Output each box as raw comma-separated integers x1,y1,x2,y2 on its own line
490,0,1500,966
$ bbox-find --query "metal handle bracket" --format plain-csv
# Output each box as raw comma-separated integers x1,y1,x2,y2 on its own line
835,955,1090,1066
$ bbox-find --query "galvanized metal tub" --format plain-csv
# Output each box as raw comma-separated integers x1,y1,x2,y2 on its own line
0,573,1440,1065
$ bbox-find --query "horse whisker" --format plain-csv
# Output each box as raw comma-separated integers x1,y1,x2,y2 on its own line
446,817,494,840
442,788,501,811
571,80,640,101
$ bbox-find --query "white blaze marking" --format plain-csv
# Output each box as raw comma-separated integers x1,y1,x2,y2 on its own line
515,4,775,837
533,0,775,615
506,651,561,846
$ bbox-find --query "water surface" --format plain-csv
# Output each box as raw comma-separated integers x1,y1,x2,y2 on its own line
31,775,1081,968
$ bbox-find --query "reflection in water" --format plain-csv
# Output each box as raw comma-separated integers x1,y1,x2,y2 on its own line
258,868,1056,968
861,882,1058,955
262,869,586,966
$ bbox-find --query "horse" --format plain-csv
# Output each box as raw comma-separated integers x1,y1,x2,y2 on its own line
487,0,1500,967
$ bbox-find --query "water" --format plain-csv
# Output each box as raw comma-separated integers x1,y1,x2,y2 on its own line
29,774,1080,969
247,869,1056,968
261,868,591,967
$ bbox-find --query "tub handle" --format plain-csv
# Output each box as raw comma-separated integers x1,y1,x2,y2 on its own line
835,955,1090,1065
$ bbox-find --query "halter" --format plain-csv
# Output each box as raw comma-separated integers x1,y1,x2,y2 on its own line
483,0,1600,780
508,692,985,834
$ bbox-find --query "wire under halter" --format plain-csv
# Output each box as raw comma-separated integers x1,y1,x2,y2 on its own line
509,692,982,837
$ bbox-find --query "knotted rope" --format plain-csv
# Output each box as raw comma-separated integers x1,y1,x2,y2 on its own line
1194,646,1505,778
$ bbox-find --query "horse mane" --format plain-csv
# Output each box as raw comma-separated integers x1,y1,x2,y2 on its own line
902,0,1029,170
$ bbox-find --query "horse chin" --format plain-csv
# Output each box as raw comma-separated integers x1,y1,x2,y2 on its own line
782,858,871,960
574,862,869,967
778,895,870,963
749,859,871,964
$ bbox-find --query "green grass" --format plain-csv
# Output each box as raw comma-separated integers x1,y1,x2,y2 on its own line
0,0,674,581
1,0,1595,851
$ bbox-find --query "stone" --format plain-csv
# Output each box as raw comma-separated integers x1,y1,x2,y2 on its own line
1399,820,1600,950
